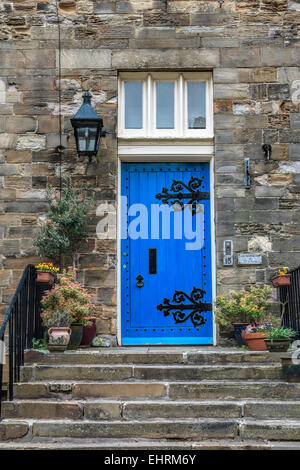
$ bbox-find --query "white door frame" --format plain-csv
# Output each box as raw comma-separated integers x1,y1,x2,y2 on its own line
117,141,217,346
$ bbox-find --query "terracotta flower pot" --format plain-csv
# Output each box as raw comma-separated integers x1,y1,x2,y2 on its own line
244,332,268,351
36,271,55,285
79,318,97,348
68,323,83,350
48,327,71,352
272,274,291,288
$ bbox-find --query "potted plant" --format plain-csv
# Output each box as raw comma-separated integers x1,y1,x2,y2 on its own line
41,267,92,350
80,316,97,348
265,327,296,352
34,179,94,269
244,322,274,351
215,285,273,346
271,266,291,288
41,310,72,353
35,262,59,285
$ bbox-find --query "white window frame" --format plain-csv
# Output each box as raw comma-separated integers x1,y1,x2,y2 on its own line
118,72,213,140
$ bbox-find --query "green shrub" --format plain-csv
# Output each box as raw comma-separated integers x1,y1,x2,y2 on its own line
214,285,273,328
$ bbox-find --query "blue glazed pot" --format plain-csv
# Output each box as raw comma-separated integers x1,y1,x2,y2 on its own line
233,323,248,346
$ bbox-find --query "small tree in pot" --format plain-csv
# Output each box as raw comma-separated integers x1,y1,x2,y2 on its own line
34,179,94,269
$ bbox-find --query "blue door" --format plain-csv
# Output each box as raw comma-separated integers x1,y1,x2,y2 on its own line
121,162,213,345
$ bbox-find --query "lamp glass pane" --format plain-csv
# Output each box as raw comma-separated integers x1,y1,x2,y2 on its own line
156,82,174,129
124,81,143,129
77,127,97,152
187,81,206,129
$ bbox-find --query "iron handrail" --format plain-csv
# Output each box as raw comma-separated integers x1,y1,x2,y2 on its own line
279,265,300,339
0,264,43,419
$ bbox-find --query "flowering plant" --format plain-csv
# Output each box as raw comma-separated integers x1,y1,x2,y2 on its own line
41,267,92,326
214,285,273,328
276,266,289,275
245,322,274,334
35,262,59,275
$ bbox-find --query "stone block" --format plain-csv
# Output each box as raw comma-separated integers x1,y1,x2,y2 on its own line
213,68,239,84
112,49,220,68
253,67,277,82
37,116,60,134
5,116,36,133
73,382,167,399
85,269,115,288
0,422,29,441
4,201,49,213
84,402,121,420
221,48,261,67
0,164,20,176
16,135,46,151
0,134,16,150
94,1,116,13
123,401,241,420
262,48,294,66
58,49,112,69
6,150,31,163
2,401,83,420
214,84,249,99
240,421,300,441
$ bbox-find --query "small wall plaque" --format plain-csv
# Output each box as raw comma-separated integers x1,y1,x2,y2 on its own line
238,253,262,265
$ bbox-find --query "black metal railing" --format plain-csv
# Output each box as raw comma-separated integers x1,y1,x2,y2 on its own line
0,264,46,419
279,266,300,339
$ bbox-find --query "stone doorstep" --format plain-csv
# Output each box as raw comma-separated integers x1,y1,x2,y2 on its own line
12,380,300,400
24,349,284,365
20,363,283,382
0,439,283,450
3,399,300,421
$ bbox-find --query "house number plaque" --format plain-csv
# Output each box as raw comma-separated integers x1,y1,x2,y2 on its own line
238,254,262,265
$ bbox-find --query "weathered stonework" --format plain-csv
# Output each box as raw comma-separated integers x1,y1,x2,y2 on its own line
0,0,299,340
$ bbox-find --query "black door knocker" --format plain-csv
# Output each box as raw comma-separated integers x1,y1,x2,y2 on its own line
136,275,144,288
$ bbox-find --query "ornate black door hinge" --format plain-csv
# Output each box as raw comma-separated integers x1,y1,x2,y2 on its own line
157,287,211,328
155,176,209,215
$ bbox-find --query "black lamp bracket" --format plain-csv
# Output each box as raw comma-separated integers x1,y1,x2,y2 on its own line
262,144,272,161
55,145,66,153
101,130,117,137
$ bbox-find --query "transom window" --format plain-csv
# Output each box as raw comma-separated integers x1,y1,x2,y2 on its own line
118,72,213,139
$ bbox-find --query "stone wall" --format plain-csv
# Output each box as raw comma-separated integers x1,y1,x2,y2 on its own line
0,0,299,337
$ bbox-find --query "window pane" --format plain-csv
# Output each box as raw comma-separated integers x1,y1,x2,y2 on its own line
125,81,143,129
156,82,174,129
187,82,206,129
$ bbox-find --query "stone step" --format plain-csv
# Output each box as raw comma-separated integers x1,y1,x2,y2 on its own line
169,381,300,400
3,399,300,421
1,399,241,420
240,419,300,441
2,418,300,442
12,380,300,400
24,349,282,366
0,439,286,450
20,364,282,382
30,419,241,440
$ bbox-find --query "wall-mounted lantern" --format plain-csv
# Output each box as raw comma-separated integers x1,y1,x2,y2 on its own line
71,92,104,162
